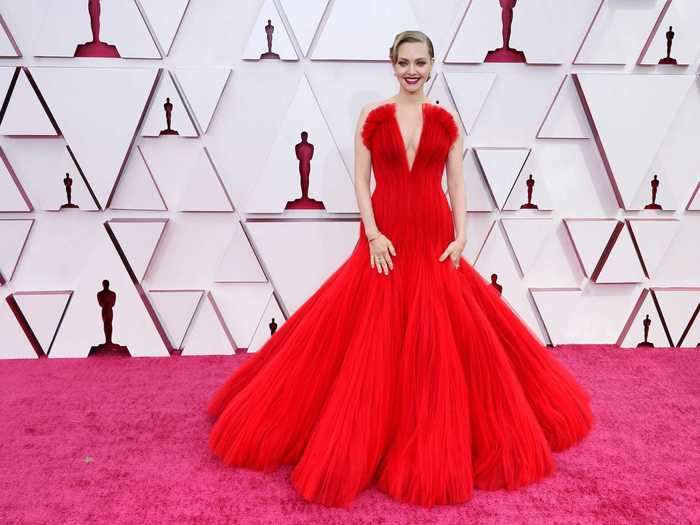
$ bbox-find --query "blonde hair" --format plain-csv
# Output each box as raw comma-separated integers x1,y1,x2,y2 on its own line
388,30,435,64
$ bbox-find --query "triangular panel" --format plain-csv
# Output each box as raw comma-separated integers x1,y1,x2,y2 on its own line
29,67,159,208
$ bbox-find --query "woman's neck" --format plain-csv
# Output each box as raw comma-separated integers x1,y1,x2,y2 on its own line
392,92,428,106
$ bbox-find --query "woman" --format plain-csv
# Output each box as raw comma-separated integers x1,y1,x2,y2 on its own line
207,30,594,508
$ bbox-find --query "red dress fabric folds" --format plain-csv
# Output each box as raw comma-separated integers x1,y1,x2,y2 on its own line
207,102,594,508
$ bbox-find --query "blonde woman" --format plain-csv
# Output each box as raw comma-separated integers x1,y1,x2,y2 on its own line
208,30,594,508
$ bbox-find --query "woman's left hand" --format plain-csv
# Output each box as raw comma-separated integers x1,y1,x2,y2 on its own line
438,238,466,269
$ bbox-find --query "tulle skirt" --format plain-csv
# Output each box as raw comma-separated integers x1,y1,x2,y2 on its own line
207,235,594,507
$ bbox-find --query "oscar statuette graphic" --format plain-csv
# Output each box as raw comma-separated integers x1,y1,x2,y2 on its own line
269,317,277,335
520,174,539,209
636,314,654,348
159,97,179,136
490,273,503,295
285,131,325,210
89,280,129,355
59,172,79,209
658,26,677,65
485,0,527,63
644,175,662,210
260,19,281,59
74,0,121,58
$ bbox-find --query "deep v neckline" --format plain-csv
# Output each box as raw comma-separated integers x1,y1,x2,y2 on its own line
390,101,428,174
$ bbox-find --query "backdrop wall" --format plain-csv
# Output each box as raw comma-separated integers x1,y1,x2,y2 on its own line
0,0,698,359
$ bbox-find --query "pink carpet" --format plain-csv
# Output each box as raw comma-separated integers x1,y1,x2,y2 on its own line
0,345,698,525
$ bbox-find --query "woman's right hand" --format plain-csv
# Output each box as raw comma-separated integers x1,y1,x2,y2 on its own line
369,233,396,275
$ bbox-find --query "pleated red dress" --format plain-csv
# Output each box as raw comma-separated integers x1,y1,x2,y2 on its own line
207,101,594,508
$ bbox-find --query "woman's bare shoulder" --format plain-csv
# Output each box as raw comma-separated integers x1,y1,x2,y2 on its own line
360,99,394,117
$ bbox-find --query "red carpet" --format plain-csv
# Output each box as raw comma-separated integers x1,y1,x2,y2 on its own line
0,345,697,524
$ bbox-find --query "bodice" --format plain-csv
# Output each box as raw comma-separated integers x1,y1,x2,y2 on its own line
361,102,458,182
359,102,460,255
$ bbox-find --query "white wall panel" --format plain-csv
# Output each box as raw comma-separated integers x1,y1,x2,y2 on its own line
0,0,697,355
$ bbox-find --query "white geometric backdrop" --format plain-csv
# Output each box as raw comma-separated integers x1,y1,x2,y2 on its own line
1,0,698,359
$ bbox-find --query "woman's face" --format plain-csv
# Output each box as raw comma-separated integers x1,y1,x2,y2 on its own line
393,41,432,93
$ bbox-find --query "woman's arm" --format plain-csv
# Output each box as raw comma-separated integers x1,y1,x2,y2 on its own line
354,104,396,275
354,104,380,239
445,112,466,243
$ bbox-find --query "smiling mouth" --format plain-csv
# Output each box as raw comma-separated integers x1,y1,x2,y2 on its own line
404,77,421,83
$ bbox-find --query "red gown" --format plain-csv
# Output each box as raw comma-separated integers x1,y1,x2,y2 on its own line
207,101,594,508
